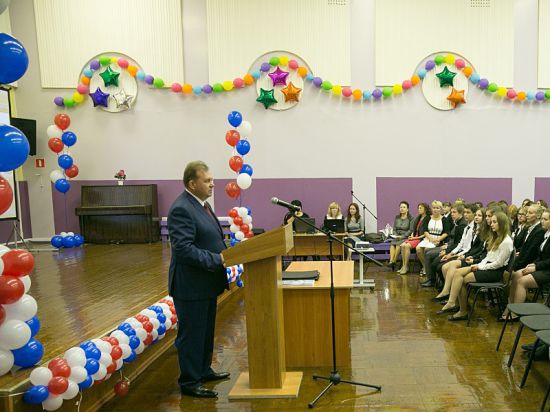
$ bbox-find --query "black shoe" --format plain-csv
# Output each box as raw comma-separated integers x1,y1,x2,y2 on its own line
180,385,218,398
437,306,459,315
420,281,434,288
522,343,535,352
391,262,396,271
448,314,469,321
431,295,449,302
202,372,230,382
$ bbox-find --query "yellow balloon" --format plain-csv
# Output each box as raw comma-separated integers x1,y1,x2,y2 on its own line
72,92,84,103
497,87,506,97
444,54,455,65
222,81,233,91
110,57,118,64
279,56,289,66
393,84,403,94
332,85,342,95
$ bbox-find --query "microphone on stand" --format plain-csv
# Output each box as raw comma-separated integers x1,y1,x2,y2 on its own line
271,197,301,212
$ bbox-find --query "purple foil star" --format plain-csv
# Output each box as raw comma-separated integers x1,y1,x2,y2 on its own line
89,87,110,107
268,66,289,87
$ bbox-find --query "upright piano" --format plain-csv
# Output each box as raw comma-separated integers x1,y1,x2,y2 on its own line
75,184,160,244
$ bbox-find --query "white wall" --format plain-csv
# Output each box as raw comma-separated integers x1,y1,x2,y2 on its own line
8,0,549,237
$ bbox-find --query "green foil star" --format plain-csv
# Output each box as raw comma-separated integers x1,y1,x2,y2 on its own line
99,66,120,87
436,66,456,88
256,88,277,109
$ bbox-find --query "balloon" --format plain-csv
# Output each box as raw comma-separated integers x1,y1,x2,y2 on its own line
229,156,243,172
30,366,53,386
225,130,240,147
238,207,248,217
42,395,63,411
227,111,242,127
0,33,29,84
236,173,252,190
12,338,44,368
54,179,70,193
114,379,130,397
89,87,110,107
239,164,253,176
225,182,240,199
123,350,136,363
99,351,112,366
110,345,122,361
127,335,140,350
48,138,64,154
236,140,251,156
73,234,84,246
78,375,93,390
19,275,30,293
57,154,73,169
0,275,24,304
84,358,100,375
0,124,30,172
92,363,107,381
50,235,63,248
61,380,79,400
239,121,252,137
228,208,238,218
68,366,87,383
65,165,79,178
46,125,62,139
61,131,77,147
0,348,13,375
48,376,69,396
2,249,35,276
256,88,277,109
23,385,49,404
240,224,250,233
49,362,71,378
61,236,75,248
235,231,244,241
0,175,13,214
447,88,466,108
54,114,70,131
49,170,64,183
0,319,31,349
26,315,40,337
64,347,86,367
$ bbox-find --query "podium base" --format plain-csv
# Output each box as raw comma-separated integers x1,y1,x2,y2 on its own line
228,371,303,399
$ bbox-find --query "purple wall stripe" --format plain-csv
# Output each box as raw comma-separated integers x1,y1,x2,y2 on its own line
534,178,550,203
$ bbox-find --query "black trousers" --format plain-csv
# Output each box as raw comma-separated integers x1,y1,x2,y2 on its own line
173,296,217,389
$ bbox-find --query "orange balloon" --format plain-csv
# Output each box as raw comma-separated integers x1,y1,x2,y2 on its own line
80,76,90,85
410,74,420,86
243,74,254,85
182,84,193,94
462,67,473,78
517,91,526,101
352,89,362,100
127,65,138,77
297,67,307,78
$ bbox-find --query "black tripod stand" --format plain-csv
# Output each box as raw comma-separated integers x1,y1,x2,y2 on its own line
286,212,383,408
351,190,377,234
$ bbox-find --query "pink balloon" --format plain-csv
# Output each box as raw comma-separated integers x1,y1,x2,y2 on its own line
233,78,244,88
402,80,412,90
455,59,465,69
77,84,89,94
171,83,182,93
117,58,129,69
342,87,352,97
506,89,517,99
288,60,299,70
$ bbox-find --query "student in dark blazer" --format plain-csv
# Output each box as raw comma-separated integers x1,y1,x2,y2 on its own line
168,161,229,398
512,204,545,271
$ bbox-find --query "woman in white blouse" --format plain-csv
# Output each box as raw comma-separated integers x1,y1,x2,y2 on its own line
444,211,513,321
416,200,450,276
326,202,343,220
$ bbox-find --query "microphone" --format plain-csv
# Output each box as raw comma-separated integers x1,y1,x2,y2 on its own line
271,197,301,211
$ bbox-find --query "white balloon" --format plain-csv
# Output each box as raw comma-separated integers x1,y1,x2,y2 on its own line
248,223,253,230
99,351,112,366
158,303,170,312
158,332,166,340
238,207,248,217
164,319,172,330
236,173,252,190
92,364,107,381
46,125,62,139
235,231,244,241
119,343,131,359
135,341,145,355
125,318,142,328
139,309,156,318
149,318,160,330
42,395,63,411
68,366,87,383
162,309,172,319
230,224,239,233
134,327,147,341
20,275,31,293
60,232,67,237
30,366,53,386
110,330,129,345
92,339,111,353
0,320,31,349
0,348,14,375
62,380,79,400
67,232,74,237
239,120,252,137
243,215,252,224
104,373,112,381
241,238,248,242
4,294,37,321
151,329,158,340
115,359,123,370
49,170,64,183
64,347,86,368
0,259,3,276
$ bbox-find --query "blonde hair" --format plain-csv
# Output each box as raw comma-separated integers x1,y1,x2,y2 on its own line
431,200,443,209
487,211,511,251
326,202,342,218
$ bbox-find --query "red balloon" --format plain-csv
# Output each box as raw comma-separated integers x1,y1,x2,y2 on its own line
225,182,240,199
169,307,176,315
0,306,5,326
245,231,254,238
65,164,79,178
233,216,243,226
48,376,69,395
0,176,13,215
229,156,243,172
170,316,177,325
47,138,64,153
143,334,153,346
54,113,70,130
2,250,35,276
142,321,153,333
102,336,119,346
135,314,148,322
228,209,238,218
106,361,117,374
111,345,122,360
240,224,250,233
48,357,66,369
50,362,71,378
0,276,24,304
225,130,240,147
114,380,129,397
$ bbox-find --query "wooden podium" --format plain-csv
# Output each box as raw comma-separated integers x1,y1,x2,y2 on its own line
223,223,303,399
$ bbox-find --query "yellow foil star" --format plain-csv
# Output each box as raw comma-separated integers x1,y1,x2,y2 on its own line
281,82,302,103
447,87,466,108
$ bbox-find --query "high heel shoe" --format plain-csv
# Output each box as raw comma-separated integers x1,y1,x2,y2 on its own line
398,266,409,275
391,262,396,271
431,294,449,302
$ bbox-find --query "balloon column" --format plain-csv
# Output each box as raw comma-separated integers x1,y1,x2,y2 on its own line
50,231,84,249
22,296,177,410
47,113,79,194
0,245,43,377
226,264,244,288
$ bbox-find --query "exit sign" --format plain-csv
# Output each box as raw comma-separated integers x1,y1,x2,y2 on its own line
35,158,45,168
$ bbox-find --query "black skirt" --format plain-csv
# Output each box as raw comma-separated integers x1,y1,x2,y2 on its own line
474,267,505,283
532,270,550,287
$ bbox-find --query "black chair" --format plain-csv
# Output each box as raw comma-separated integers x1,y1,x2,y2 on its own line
505,314,550,373
465,249,515,326
534,330,550,411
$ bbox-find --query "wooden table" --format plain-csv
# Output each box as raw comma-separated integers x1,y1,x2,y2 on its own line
287,233,346,257
282,261,353,367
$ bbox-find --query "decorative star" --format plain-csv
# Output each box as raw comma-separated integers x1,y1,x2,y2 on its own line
112,89,134,110
268,66,289,87
281,82,302,103
99,66,120,87
89,87,110,107
436,66,457,88
447,87,466,108
256,88,278,109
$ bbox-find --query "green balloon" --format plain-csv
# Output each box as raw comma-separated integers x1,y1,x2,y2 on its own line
99,55,111,66
153,78,164,88
321,81,333,91
487,83,498,93
269,57,280,66
545,90,550,99
434,55,444,65
382,87,392,97
256,88,278,109
63,98,75,108
212,83,223,93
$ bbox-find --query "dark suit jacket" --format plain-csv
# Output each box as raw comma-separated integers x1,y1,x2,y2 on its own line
411,214,429,237
446,217,467,250
514,223,545,270
168,191,228,301
514,226,528,251
535,233,550,271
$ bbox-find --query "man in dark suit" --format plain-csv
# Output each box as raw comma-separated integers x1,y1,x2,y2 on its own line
168,160,230,398
512,204,545,271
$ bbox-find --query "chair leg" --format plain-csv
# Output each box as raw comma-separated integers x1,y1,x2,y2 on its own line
540,382,550,412
533,288,541,303
496,312,511,351
495,289,505,317
508,323,525,367
520,338,540,388
467,288,482,327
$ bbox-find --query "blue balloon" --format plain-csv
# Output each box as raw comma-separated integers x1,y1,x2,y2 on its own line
12,338,44,368
148,306,163,314
62,235,75,248
123,350,137,363
226,267,231,275
85,358,100,375
118,322,132,331
157,313,166,324
157,325,166,335
235,140,250,156
83,346,101,360
78,375,93,390
239,164,253,176
73,234,84,246
83,69,93,78
0,33,29,84
230,239,238,247
51,235,63,248
26,316,41,337
23,385,49,404
121,327,136,337
128,335,140,350
228,111,243,127
57,154,73,169
61,131,77,147
54,178,71,193
0,124,30,172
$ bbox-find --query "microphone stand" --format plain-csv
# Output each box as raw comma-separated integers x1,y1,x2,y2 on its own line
284,211,382,408
351,190,377,235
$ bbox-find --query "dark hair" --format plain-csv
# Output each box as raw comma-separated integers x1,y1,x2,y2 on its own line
396,201,411,219
418,202,431,216
538,199,549,208
346,203,361,224
442,201,452,207
291,200,302,207
464,203,478,214
183,160,208,187
452,203,465,215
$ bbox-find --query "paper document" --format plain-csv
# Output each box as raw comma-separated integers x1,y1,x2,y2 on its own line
282,279,316,286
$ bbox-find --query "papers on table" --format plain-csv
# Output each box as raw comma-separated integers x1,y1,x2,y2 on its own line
282,279,316,286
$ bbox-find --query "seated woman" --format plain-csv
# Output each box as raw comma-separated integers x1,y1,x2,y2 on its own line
344,203,363,260
326,202,343,220
504,209,550,318
388,201,414,271
508,204,519,234
444,211,513,321
513,206,528,249
416,200,450,276
398,203,430,274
